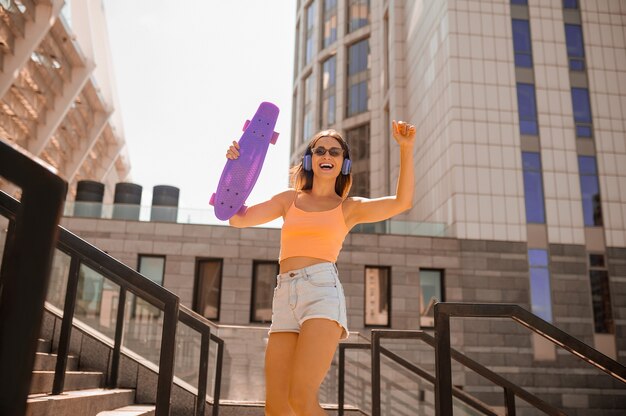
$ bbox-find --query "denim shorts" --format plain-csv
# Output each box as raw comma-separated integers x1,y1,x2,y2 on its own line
269,262,349,340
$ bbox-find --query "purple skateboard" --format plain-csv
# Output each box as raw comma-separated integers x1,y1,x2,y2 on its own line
210,102,280,220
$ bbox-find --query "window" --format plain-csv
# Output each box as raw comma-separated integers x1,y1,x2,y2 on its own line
348,0,370,33
522,152,546,223
251,261,279,323
588,254,614,333
516,83,538,135
383,12,390,91
294,23,300,77
511,0,528,4
578,156,603,226
528,249,553,322
571,88,593,138
365,266,390,326
350,171,370,197
347,39,370,117
303,73,316,142
419,269,444,327
320,56,336,128
305,1,316,65
565,24,585,71
193,259,222,320
346,123,370,162
138,255,165,285
135,255,166,318
322,0,338,49
512,19,533,67
563,0,578,8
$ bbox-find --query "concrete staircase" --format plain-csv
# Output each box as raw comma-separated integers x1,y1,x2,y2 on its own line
26,339,155,416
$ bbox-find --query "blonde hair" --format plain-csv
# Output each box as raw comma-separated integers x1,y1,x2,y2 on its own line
289,130,352,198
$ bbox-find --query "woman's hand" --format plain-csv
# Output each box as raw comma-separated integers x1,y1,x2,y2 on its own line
226,140,240,159
392,120,416,146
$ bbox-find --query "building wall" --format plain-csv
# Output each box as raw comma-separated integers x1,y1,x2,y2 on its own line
290,0,626,250
582,1,626,248
56,216,626,413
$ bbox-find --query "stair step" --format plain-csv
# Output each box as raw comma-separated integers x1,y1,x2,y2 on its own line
215,401,363,415
30,371,104,394
96,404,156,415
26,388,136,416
33,352,79,371
36,339,51,353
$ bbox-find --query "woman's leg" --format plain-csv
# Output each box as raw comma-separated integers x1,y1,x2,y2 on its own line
265,332,299,416
288,318,343,415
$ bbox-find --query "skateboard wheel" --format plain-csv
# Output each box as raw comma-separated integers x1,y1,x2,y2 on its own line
271,131,279,145
209,193,216,206
243,120,251,131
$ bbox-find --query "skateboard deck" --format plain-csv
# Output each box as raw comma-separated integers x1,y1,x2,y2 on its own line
210,102,279,220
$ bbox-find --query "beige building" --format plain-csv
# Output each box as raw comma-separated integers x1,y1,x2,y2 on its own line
291,0,625,359
0,0,130,202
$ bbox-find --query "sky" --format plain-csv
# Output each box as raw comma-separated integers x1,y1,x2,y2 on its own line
102,1,296,226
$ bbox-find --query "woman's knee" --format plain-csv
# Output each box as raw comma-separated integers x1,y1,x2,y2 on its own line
265,400,294,416
287,385,318,414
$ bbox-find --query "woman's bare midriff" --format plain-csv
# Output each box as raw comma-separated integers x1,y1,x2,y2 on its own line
279,256,331,274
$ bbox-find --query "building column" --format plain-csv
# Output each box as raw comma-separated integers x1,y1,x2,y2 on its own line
65,109,112,182
0,0,64,99
28,62,94,156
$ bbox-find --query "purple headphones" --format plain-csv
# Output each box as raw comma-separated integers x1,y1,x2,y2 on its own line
303,145,352,175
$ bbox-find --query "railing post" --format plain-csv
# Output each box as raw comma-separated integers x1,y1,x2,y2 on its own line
196,329,210,416
52,255,80,394
435,304,453,416
155,300,178,416
212,337,224,416
371,331,381,416
338,344,345,416
504,387,516,416
107,286,126,388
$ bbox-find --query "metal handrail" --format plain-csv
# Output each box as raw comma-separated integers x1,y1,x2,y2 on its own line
337,340,497,416
370,330,564,416
434,302,626,416
179,306,224,416
0,139,67,416
0,189,226,416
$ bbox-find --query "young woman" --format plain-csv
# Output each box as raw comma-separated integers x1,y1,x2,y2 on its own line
226,120,416,415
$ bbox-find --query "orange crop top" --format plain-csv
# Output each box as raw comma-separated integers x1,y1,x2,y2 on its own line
279,198,349,263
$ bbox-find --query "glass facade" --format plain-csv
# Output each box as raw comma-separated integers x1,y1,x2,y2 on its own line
251,261,279,323
563,0,578,8
512,19,533,68
588,254,614,334
305,1,316,66
322,0,338,49
419,269,443,327
528,249,553,322
194,259,222,320
348,0,370,33
565,24,585,71
522,152,546,224
364,266,390,326
516,83,539,135
347,39,370,117
303,72,316,142
346,123,370,197
578,156,603,226
571,87,593,138
320,56,336,128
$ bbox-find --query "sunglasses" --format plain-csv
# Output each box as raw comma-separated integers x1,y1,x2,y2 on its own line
312,146,344,157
